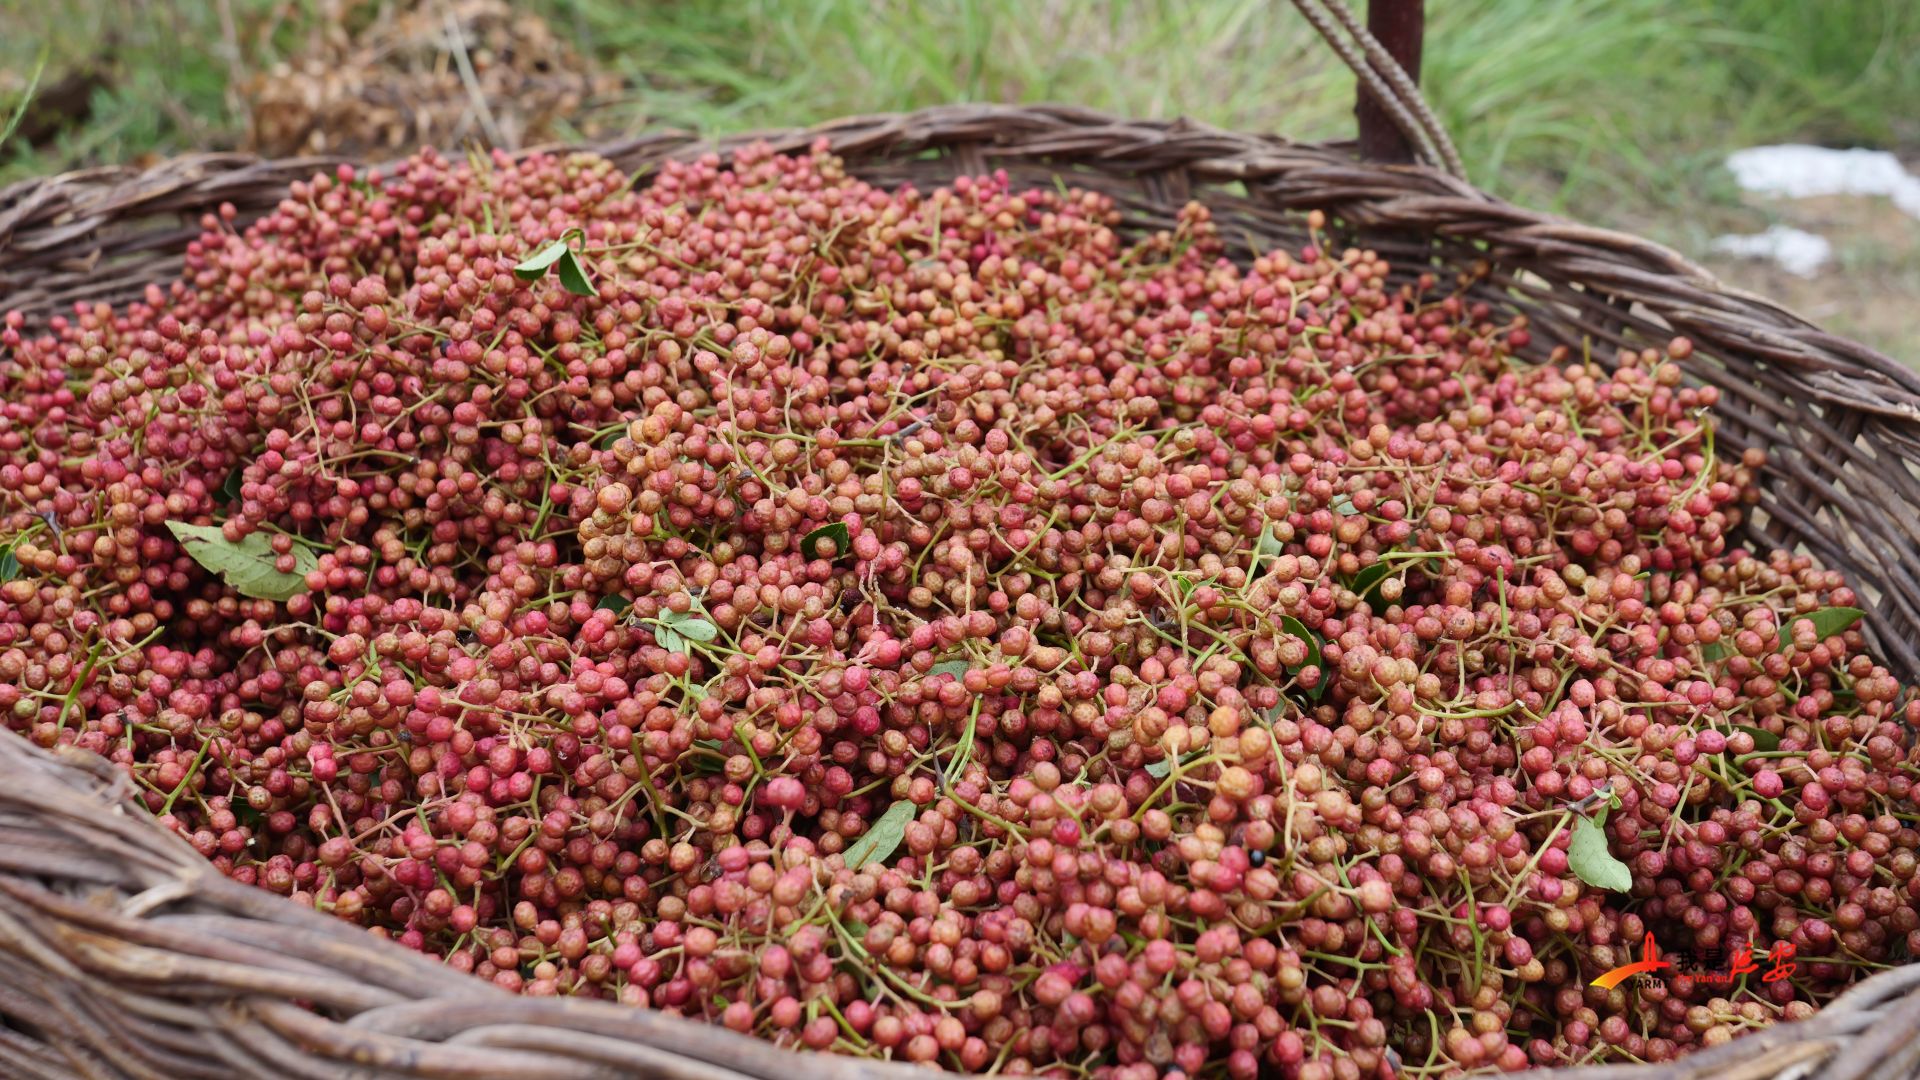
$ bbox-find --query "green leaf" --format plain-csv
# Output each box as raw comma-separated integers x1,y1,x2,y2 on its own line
1145,753,1183,779
1330,494,1356,515
1249,523,1286,580
659,606,717,644
165,522,316,602
1175,575,1211,599
1279,614,1326,702
513,239,570,280
927,659,972,681
556,249,597,297
1348,560,1392,614
1701,640,1727,662
945,702,980,785
801,521,852,561
596,595,632,615
1278,615,1319,667
1569,814,1632,893
1350,561,1390,596
843,799,915,869
1733,724,1781,753
671,617,719,643
654,625,686,654
220,466,245,505
683,738,726,775
0,533,20,581
1785,606,1866,646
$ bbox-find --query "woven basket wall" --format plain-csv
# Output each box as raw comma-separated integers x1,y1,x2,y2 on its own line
4,103,1920,1080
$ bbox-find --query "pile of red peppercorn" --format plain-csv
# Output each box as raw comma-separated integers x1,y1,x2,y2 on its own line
3,141,1915,1078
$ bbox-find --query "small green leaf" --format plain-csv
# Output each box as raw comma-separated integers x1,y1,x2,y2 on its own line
596,595,632,615
1175,575,1207,599
1350,561,1390,596
513,239,570,280
659,605,716,642
1347,560,1392,615
1701,640,1727,662
1733,725,1781,753
802,521,852,561
1279,614,1327,702
1145,754,1182,779
220,466,245,505
927,659,972,681
556,249,597,297
0,534,19,581
945,703,979,785
654,625,686,654
683,739,726,775
165,522,316,602
1278,615,1319,667
1569,814,1632,893
1249,523,1286,580
1330,494,1356,515
843,799,915,869
1785,606,1865,646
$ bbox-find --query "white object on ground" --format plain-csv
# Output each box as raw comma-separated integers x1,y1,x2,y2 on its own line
1707,226,1833,278
1724,144,1920,219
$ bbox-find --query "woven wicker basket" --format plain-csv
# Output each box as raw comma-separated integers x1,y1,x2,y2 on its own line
7,4,1920,1077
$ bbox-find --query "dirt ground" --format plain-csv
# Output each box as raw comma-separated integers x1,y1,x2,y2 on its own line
1651,184,1920,364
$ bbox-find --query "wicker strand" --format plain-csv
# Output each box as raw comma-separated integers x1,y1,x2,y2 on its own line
1288,0,1451,173
1311,0,1467,177
1287,0,1466,177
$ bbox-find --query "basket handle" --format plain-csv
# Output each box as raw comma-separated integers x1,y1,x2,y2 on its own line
1289,0,1467,178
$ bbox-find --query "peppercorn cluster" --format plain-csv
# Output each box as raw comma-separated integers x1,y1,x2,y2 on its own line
2,141,1914,1078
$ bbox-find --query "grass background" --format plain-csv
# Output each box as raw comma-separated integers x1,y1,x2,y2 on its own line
3,0,1917,352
